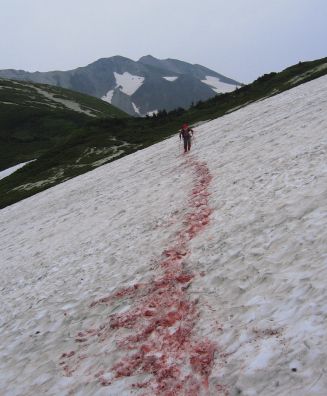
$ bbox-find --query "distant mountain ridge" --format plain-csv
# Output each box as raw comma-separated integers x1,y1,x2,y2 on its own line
0,55,242,116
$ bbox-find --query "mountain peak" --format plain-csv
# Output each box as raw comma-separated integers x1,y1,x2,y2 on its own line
138,55,158,62
92,55,133,65
0,55,243,116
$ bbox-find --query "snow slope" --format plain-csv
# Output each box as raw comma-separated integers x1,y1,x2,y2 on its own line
1,76,327,395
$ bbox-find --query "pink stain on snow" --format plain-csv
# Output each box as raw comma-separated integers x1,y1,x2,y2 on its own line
60,157,226,395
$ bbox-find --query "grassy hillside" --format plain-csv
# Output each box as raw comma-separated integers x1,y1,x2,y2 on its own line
1,56,326,209
0,78,128,117
0,79,128,169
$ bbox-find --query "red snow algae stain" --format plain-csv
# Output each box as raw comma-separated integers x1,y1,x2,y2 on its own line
90,283,142,307
60,157,225,395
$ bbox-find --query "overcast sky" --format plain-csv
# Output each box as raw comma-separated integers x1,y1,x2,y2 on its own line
1,0,326,83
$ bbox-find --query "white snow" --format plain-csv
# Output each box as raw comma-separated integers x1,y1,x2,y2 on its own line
0,160,34,180
114,71,144,95
132,102,141,115
147,109,158,116
201,75,238,93
163,76,179,82
101,89,114,104
1,75,327,395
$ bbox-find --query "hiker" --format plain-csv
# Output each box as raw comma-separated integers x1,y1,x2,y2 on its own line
179,123,194,153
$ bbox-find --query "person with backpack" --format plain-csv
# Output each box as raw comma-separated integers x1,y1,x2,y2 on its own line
179,123,194,153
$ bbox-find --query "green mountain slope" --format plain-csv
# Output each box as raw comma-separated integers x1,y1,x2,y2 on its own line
184,57,327,123
1,56,326,209
0,79,128,169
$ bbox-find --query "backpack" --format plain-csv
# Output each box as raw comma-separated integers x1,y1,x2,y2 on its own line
181,127,191,139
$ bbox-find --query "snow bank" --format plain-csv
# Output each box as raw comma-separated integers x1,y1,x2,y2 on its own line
1,75,327,395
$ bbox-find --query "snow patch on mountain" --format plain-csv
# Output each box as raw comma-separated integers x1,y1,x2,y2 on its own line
101,89,114,104
163,76,179,82
132,102,141,115
101,73,145,105
114,72,144,95
147,109,158,116
201,75,238,93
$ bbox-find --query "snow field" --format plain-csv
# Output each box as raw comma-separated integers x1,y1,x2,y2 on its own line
0,138,195,395
0,75,327,395
189,75,327,395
